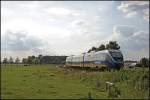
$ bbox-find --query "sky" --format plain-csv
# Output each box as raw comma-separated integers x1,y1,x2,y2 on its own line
1,1,149,61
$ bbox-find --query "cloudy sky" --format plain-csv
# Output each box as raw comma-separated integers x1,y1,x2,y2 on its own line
1,1,149,61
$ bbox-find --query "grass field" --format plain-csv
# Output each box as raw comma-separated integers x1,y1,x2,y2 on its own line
1,64,149,99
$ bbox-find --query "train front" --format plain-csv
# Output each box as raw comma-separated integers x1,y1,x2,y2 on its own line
108,50,124,70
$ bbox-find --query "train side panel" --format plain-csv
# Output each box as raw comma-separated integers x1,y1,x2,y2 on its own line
65,50,124,70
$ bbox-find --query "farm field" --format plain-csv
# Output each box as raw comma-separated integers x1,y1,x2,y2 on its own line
1,64,149,99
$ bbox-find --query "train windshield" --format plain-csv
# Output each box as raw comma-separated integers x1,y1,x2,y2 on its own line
109,51,123,62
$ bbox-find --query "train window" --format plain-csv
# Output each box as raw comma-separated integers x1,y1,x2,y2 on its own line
84,54,92,62
73,56,81,62
93,53,105,61
93,54,97,61
111,52,122,58
101,54,105,60
109,51,123,62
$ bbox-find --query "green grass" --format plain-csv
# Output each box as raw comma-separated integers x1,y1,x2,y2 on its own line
1,64,149,99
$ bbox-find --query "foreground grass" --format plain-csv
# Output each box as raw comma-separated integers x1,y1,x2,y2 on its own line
1,64,149,99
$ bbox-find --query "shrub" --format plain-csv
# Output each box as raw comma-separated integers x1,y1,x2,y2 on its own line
108,86,121,98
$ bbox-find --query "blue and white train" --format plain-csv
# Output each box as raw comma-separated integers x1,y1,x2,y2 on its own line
66,50,124,71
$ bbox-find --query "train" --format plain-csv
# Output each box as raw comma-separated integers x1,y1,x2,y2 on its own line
65,49,124,71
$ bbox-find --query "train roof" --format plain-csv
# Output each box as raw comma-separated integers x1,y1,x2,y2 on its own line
108,49,121,52
67,49,121,58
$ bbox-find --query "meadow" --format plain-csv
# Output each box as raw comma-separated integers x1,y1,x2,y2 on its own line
1,64,149,99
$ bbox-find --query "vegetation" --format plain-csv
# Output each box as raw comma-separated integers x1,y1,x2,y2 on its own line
140,58,149,67
2,58,8,64
1,55,67,65
88,41,120,53
1,64,149,99
15,57,20,64
9,57,14,64
134,58,149,68
106,41,120,50
98,44,105,51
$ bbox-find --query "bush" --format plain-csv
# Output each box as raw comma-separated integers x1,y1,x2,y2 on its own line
140,58,149,67
135,63,142,67
108,86,121,98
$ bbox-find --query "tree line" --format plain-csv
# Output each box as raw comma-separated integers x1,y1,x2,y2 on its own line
2,57,20,64
87,41,120,53
136,57,149,68
1,55,67,65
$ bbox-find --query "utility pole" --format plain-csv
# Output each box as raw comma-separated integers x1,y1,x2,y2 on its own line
71,55,74,66
82,52,86,69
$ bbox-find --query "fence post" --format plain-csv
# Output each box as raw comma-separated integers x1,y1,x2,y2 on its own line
106,82,114,96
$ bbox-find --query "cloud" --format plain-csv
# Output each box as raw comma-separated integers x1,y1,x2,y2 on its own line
110,25,149,51
104,25,149,60
45,7,79,18
118,1,149,21
1,30,45,52
107,25,149,54
45,7,71,16
123,48,149,60
113,25,136,37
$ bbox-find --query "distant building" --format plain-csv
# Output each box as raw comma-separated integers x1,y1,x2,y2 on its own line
124,60,137,68
129,63,137,68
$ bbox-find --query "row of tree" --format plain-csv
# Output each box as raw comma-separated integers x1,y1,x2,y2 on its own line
1,55,67,65
136,57,149,68
22,55,67,64
125,58,149,68
2,57,20,64
88,41,120,53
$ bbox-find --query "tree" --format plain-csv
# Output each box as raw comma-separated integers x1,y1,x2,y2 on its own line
88,47,97,53
15,57,20,64
27,56,32,64
35,57,40,64
22,58,28,64
91,47,97,51
106,41,120,50
27,55,36,64
31,57,40,64
9,56,14,64
31,56,36,64
3,58,8,64
38,54,42,59
98,44,105,51
140,57,149,67
88,49,92,53
87,41,121,53
38,54,43,65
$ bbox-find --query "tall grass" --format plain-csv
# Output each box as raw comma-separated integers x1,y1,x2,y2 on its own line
1,64,149,99
66,68,149,99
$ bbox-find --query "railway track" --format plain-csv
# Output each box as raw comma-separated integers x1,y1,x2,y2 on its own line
56,65,107,72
